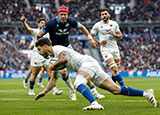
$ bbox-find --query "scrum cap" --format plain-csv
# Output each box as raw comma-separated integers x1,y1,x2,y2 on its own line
57,6,69,15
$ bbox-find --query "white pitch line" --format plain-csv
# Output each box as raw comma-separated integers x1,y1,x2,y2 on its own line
0,98,147,102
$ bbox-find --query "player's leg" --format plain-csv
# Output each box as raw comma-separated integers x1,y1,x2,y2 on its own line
59,68,76,100
105,58,125,86
87,80,105,99
99,76,158,107
101,50,124,86
37,67,45,88
28,66,41,95
74,70,104,110
23,66,32,88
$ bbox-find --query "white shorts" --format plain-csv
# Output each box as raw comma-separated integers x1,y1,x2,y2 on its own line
101,49,120,61
79,56,109,86
30,51,49,67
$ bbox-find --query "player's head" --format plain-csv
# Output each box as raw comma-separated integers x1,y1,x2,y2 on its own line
57,5,69,23
37,18,47,29
36,38,53,58
100,9,110,22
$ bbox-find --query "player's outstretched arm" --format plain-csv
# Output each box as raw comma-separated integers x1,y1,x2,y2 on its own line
78,24,98,48
35,73,58,101
20,14,34,35
35,91,46,100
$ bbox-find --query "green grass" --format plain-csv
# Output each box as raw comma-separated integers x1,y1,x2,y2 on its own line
0,77,160,115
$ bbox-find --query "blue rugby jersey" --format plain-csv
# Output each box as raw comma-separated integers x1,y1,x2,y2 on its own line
42,16,79,47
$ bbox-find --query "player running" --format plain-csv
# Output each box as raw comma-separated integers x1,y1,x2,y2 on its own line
89,9,125,86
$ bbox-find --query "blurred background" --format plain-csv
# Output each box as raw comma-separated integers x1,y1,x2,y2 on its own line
0,0,159,78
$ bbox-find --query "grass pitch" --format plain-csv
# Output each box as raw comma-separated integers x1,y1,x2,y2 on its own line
0,77,160,115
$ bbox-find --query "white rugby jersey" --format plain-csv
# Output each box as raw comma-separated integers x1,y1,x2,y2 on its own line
91,20,120,51
52,45,86,72
31,28,49,51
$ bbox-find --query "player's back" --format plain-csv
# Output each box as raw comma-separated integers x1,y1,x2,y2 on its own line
52,45,86,72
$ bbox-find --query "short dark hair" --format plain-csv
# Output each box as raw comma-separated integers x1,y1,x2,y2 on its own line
100,8,109,13
37,18,47,24
36,38,52,47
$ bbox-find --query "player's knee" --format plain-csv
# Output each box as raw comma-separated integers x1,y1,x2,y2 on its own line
59,69,68,78
74,74,88,89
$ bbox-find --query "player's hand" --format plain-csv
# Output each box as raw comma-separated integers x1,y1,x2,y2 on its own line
35,91,46,101
100,40,107,46
20,14,26,22
89,39,97,48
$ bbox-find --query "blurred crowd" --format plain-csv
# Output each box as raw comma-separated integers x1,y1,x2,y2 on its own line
0,0,160,22
0,0,160,71
0,35,30,70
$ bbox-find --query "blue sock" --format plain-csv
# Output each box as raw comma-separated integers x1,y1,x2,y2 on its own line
113,75,125,86
120,86,143,96
62,76,68,81
48,77,51,81
25,78,28,83
39,78,42,83
77,84,96,103
90,85,95,90
30,81,35,90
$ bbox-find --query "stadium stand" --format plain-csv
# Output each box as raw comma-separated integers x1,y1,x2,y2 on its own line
0,0,159,71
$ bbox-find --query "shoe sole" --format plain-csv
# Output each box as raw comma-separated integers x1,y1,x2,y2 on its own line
83,107,104,110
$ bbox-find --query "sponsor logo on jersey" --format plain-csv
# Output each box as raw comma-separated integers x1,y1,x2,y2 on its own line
65,23,69,27
56,29,69,35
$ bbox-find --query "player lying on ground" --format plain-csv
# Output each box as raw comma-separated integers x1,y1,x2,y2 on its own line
34,38,158,110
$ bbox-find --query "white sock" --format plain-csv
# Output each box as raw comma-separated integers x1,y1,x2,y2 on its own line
64,77,75,92
53,86,57,91
143,91,149,98
91,101,98,105
91,87,98,95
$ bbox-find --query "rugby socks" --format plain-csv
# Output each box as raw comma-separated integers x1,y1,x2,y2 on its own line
77,84,96,103
120,86,143,96
38,78,42,83
62,75,75,91
112,75,125,86
48,77,51,81
90,85,95,90
52,85,57,91
90,85,97,95
25,78,28,83
30,80,35,90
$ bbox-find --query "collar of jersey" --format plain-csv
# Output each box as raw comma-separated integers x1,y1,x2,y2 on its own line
56,16,67,23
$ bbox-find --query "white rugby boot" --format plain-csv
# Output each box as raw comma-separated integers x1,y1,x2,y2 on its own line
145,89,158,107
53,88,63,95
37,82,45,88
23,80,27,88
70,90,76,101
91,87,105,99
28,89,36,95
83,103,104,110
